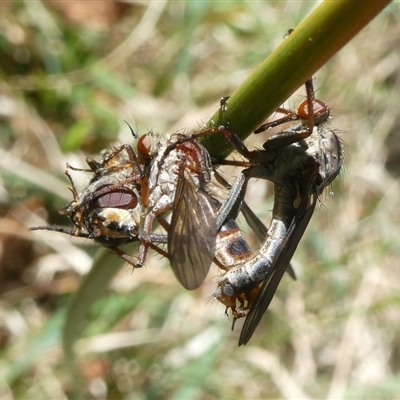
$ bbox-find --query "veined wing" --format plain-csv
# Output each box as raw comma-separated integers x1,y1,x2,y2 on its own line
168,168,218,290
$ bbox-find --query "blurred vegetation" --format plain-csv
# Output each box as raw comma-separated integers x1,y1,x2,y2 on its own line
0,1,399,399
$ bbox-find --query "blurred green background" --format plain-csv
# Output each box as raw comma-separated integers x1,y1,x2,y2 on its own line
1,1,400,399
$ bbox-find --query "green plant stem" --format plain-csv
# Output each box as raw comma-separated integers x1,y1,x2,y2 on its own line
201,0,393,159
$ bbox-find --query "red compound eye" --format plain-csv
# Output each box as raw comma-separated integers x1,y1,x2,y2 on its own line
137,134,152,158
93,184,138,209
297,99,329,120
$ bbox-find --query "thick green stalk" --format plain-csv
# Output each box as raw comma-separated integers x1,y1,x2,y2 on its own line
201,0,392,159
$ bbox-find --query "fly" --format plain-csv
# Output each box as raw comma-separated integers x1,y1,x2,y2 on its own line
30,144,170,264
213,79,343,345
134,127,229,290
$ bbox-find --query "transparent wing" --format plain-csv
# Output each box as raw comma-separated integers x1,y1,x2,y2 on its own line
239,179,318,346
168,170,218,290
241,201,268,240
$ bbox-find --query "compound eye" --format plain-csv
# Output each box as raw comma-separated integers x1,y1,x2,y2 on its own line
137,134,152,159
93,184,138,209
297,99,329,120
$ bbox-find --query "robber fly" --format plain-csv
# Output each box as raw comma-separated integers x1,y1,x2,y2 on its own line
214,79,343,345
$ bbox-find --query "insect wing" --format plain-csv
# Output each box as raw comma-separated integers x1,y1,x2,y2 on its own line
168,169,218,290
240,201,268,241
239,181,318,346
